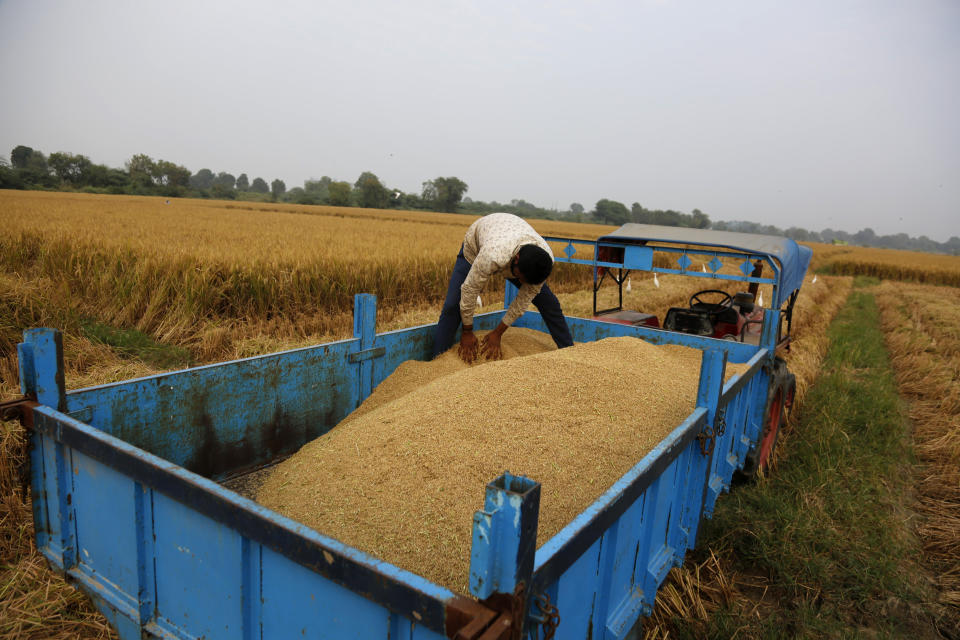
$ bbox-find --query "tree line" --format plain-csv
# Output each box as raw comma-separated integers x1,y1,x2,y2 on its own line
2,144,956,255
0,145,469,214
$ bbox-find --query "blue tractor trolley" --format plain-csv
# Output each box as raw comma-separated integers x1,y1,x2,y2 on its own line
2,223,812,639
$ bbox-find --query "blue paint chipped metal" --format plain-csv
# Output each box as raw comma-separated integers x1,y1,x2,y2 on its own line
17,226,808,639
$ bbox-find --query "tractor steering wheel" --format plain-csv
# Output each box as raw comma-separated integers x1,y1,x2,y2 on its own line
690,289,734,309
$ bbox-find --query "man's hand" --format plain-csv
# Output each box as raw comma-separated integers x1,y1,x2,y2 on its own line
458,330,479,363
480,323,508,360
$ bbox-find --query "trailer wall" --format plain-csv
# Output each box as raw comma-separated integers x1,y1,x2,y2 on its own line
21,295,770,640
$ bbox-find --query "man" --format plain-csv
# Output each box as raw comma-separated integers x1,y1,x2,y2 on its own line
433,212,574,362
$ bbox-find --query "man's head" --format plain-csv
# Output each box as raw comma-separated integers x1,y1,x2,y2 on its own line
511,244,553,285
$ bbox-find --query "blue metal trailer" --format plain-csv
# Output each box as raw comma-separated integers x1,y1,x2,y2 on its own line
5,224,811,639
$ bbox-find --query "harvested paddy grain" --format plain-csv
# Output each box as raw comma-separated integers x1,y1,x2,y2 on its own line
342,327,558,424
257,333,745,593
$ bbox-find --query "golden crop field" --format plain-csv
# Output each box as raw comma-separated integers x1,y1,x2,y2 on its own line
0,189,953,638
875,281,960,607
805,240,960,286
0,190,613,359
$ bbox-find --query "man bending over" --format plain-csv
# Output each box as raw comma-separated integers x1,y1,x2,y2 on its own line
433,212,574,362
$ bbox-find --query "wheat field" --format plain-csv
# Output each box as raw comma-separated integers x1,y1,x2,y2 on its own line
875,281,960,607
806,241,960,286
0,189,953,638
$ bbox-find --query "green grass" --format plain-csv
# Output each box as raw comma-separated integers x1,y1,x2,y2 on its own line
80,319,192,369
667,289,940,638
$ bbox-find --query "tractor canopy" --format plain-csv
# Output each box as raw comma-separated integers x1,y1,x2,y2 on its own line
597,224,814,308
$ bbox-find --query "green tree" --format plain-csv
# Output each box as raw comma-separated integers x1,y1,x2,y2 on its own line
14,147,54,186
0,157,23,189
10,145,36,169
236,173,249,191
593,199,630,225
213,172,236,190
328,181,352,206
422,176,468,212
690,208,710,229
270,178,286,201
48,152,93,185
287,187,314,204
86,164,129,190
630,203,652,224
354,171,389,208
304,176,332,203
126,154,156,189
945,237,960,256
250,177,269,193
785,227,813,242
854,228,877,246
398,192,424,209
154,160,191,188
190,168,215,190
570,203,584,215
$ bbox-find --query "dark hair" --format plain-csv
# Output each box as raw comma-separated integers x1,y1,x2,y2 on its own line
517,244,553,285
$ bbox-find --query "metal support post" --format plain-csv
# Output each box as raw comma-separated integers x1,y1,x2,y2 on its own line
352,293,378,405
20,328,66,411
20,329,75,569
695,349,727,519
760,308,781,350
469,472,540,602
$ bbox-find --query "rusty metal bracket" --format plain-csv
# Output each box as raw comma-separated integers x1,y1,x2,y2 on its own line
0,395,38,429
446,582,528,640
446,595,512,640
528,592,561,640
697,425,715,456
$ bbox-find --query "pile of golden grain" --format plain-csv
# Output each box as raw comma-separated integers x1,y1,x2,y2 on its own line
258,328,743,592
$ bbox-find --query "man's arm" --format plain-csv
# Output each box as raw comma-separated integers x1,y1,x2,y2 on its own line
457,263,490,362
502,283,542,327
459,263,490,328
480,283,542,360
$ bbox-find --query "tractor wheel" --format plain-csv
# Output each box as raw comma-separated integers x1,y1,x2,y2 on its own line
782,372,797,419
740,368,788,479
755,387,784,474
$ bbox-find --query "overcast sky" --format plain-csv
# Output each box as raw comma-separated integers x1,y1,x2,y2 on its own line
1,0,957,241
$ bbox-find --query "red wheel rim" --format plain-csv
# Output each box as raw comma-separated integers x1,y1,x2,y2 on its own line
758,390,782,472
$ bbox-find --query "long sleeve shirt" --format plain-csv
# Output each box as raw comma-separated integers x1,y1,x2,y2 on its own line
459,213,554,327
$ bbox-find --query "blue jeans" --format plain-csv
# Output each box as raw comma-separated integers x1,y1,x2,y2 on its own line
432,247,574,357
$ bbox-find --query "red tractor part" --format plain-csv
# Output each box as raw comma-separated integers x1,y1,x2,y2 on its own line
756,387,783,474
740,359,790,479
592,310,660,328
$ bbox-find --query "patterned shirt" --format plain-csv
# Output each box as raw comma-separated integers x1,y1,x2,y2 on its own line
460,213,553,327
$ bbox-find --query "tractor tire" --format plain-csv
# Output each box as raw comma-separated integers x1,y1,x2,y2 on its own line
739,359,789,479
782,372,797,419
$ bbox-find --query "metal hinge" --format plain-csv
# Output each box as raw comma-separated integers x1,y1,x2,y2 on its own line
528,592,561,640
697,425,715,456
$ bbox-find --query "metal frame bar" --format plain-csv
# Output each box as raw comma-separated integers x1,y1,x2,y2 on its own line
544,236,784,307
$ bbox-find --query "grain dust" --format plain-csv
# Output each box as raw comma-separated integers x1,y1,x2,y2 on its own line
257,329,744,593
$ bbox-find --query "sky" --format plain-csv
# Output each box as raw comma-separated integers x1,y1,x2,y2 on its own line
1,0,957,241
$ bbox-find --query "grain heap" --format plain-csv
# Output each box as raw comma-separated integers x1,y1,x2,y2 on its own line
257,330,743,593
341,327,558,424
